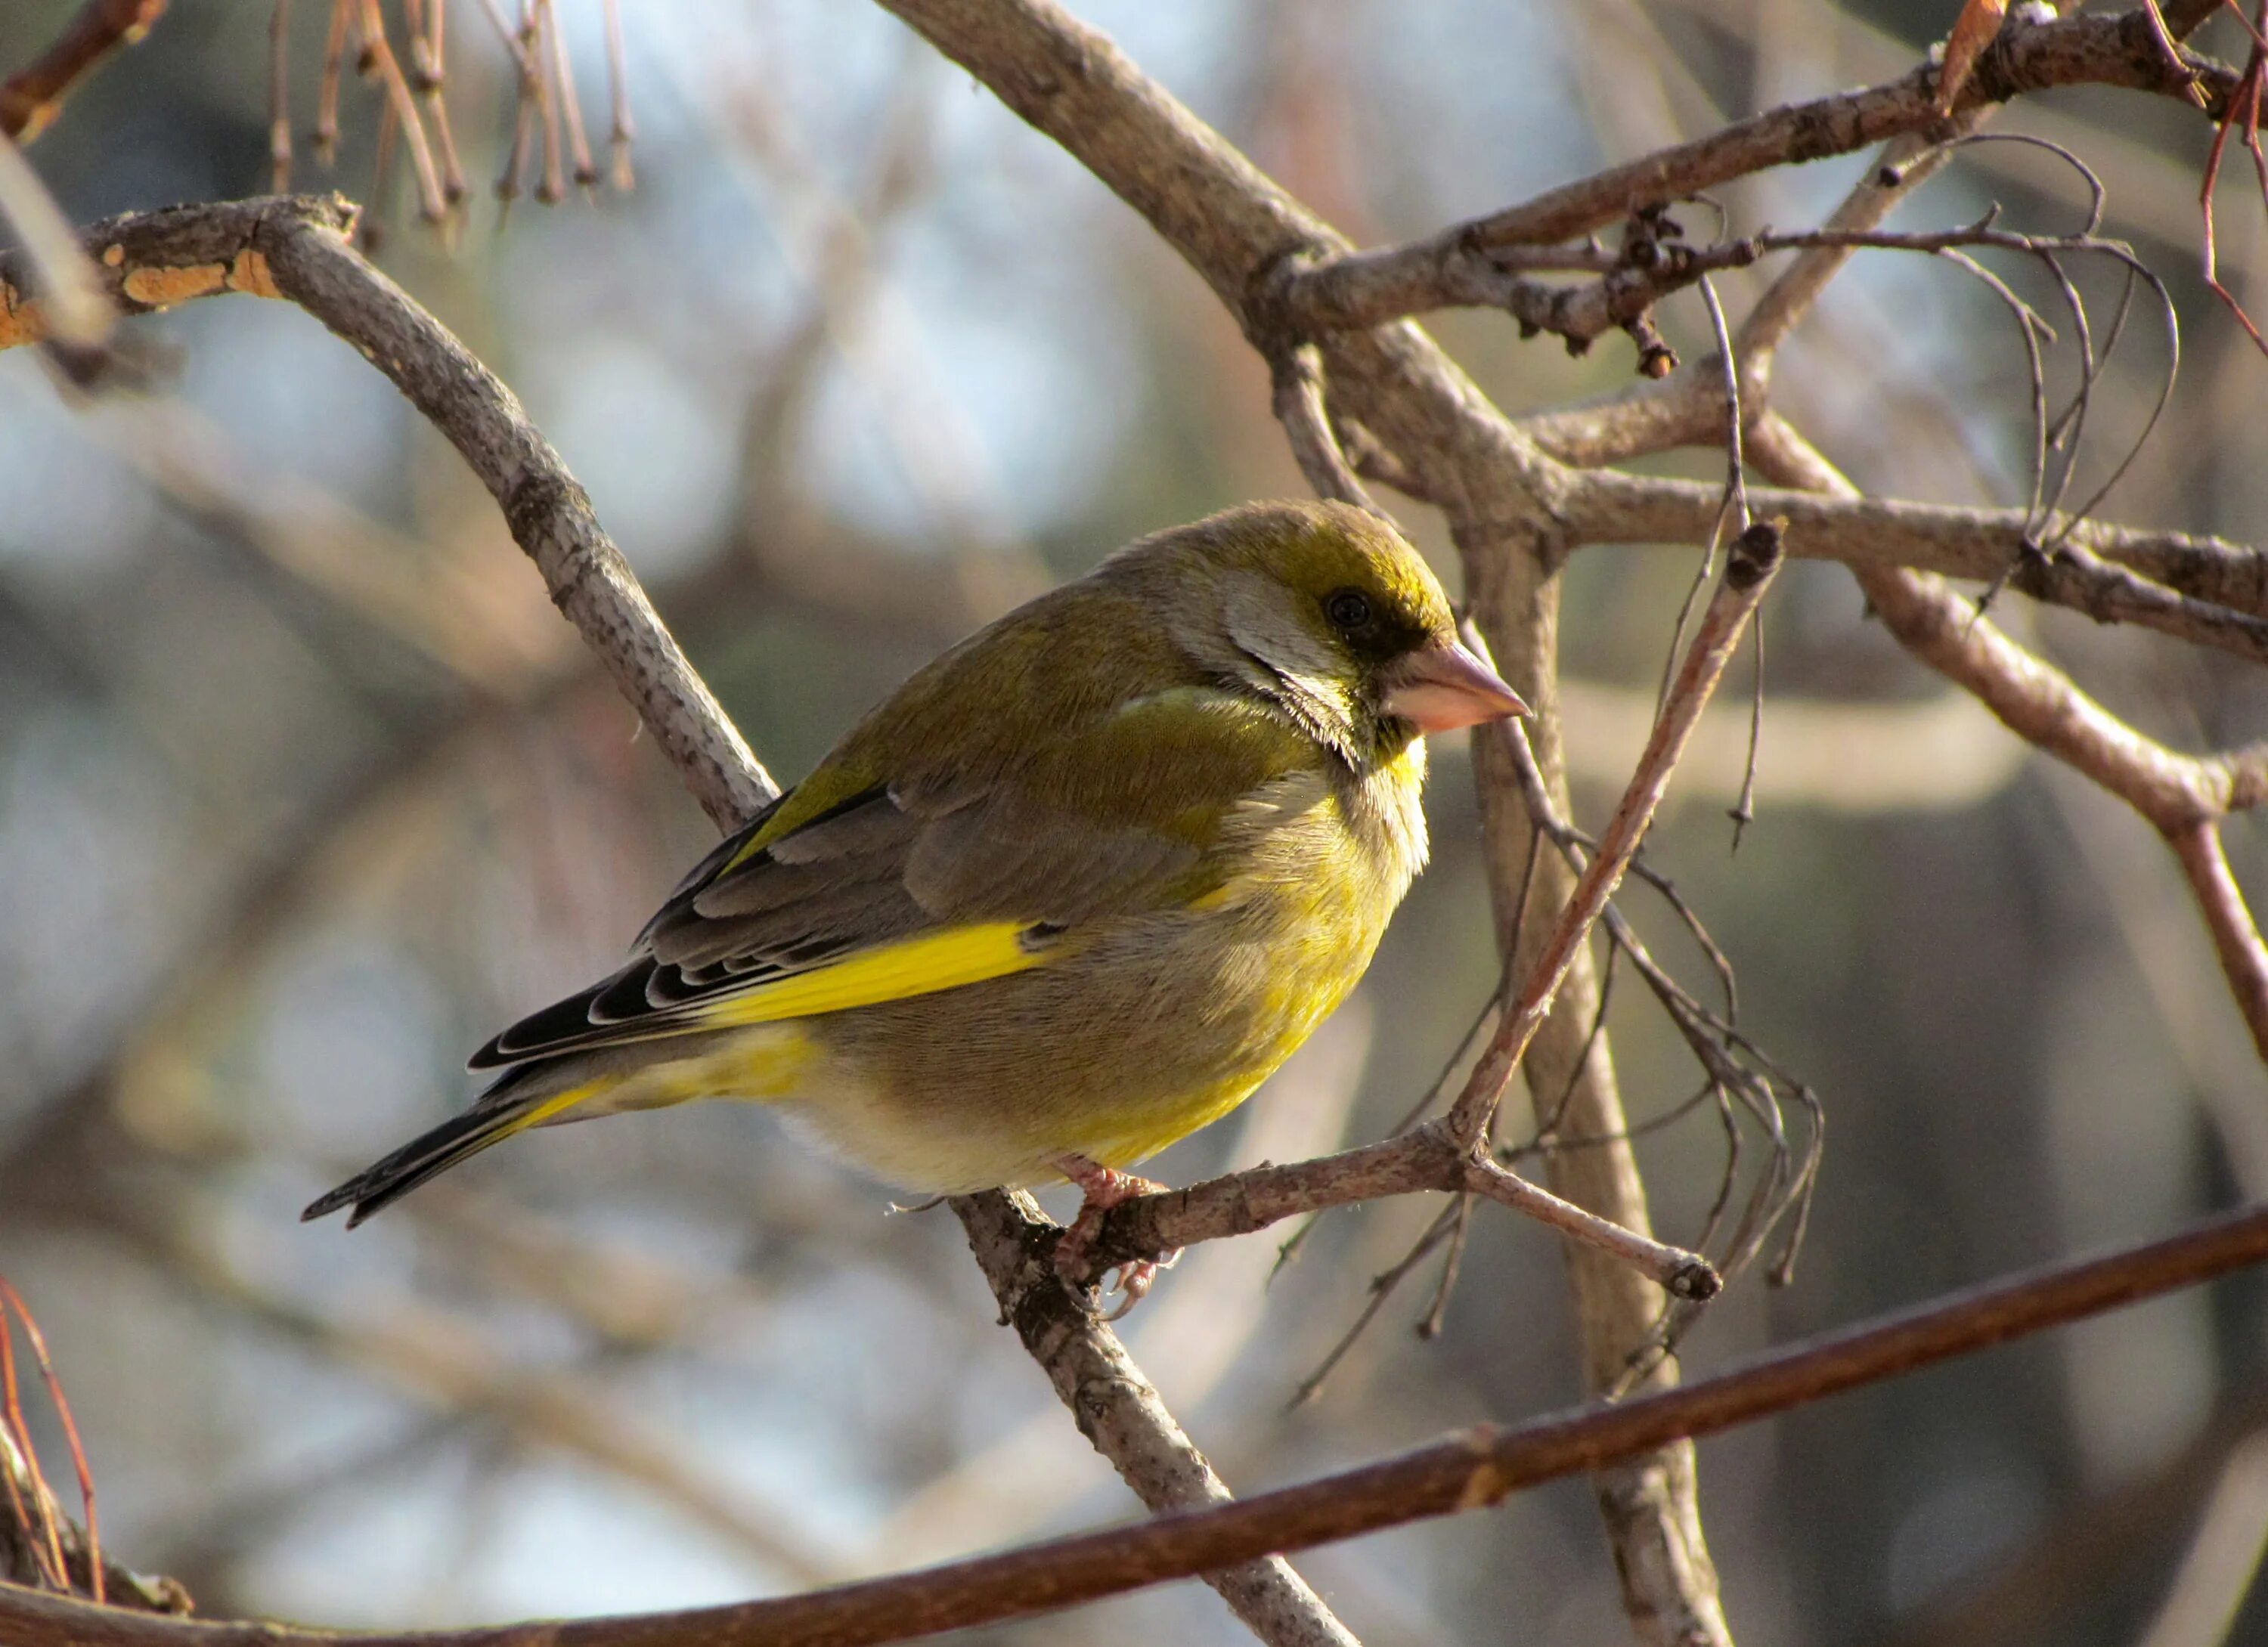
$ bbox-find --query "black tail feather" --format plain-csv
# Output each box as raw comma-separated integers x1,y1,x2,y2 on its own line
302,1085,544,1228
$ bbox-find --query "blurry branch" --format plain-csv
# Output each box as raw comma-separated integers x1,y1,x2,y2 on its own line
1557,680,2023,813
1266,338,1377,509
2132,1432,2268,1647
140,1415,465,1600
407,1183,785,1352
709,44,1043,576
101,1197,844,1586
0,132,113,351
0,191,773,830
1749,413,2268,1063
1272,2,2233,333
2043,770,2268,1195
16,1200,2268,1645
1876,1379,2268,1647
2169,820,2268,1069
0,0,167,144
98,398,572,693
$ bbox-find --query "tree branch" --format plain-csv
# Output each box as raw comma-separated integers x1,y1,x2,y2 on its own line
952,1192,1358,1647
0,0,168,143
0,194,774,831
1079,1117,1719,1302
2158,824,2268,1064
1275,3,2233,333
1748,414,2268,833
1566,473,2268,661
12,1196,2268,1646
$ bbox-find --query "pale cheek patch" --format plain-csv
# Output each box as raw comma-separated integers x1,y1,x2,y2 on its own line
1222,573,1340,683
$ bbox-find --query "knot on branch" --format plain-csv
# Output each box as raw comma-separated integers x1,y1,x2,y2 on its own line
1242,237,1351,348
1726,521,1786,590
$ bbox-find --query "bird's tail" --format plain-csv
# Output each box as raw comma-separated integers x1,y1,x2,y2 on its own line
302,1067,600,1228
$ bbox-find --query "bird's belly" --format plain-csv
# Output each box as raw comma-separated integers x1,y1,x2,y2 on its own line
785,890,1389,1193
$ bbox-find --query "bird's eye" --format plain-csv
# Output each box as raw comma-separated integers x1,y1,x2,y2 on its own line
1325,589,1374,630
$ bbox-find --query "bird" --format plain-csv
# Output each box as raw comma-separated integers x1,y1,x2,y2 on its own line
304,499,1527,1305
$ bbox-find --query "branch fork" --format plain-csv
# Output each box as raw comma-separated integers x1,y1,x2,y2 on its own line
1065,1116,1724,1306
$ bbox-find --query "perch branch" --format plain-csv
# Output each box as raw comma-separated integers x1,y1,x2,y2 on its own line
953,1192,1358,1647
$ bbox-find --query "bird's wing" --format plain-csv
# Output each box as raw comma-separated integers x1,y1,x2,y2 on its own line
470,689,1325,1068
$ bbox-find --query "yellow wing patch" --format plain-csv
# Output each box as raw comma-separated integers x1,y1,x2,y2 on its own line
696,921,1052,1028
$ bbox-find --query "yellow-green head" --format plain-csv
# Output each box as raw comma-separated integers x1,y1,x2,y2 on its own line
1099,499,1526,766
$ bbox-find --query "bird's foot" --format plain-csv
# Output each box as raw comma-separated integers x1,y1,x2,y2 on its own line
1052,1155,1178,1320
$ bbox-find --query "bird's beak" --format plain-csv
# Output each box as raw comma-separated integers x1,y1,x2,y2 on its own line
1381,641,1530,733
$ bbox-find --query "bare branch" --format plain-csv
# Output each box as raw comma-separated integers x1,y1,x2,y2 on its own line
2168,820,2268,1064
953,1192,1359,1647
1748,414,2268,834
0,0,168,143
12,1200,2268,1646
1080,1118,1719,1302
0,193,776,828
1443,526,1783,1145
1566,473,2268,658
1266,340,1377,510
1275,4,2235,331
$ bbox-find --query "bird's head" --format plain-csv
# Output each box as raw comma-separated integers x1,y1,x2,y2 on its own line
1110,500,1529,766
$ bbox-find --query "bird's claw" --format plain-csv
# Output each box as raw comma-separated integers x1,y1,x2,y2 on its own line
1095,1248,1182,1320
1052,1155,1178,1316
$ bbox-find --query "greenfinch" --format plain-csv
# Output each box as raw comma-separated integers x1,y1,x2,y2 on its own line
305,500,1526,1287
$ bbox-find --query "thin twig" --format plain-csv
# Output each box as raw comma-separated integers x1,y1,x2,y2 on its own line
313,0,349,163
1267,339,1378,510
352,0,448,221
1275,4,2235,330
602,0,634,187
2169,819,2268,1063
268,0,293,192
1442,524,1784,1147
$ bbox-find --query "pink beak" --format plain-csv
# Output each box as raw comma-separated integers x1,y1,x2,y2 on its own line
1382,641,1530,733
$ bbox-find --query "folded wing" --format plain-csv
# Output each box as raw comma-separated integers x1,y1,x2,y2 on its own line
472,686,1325,1070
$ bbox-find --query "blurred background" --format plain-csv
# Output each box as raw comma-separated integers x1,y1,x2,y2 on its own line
4,0,2268,1642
